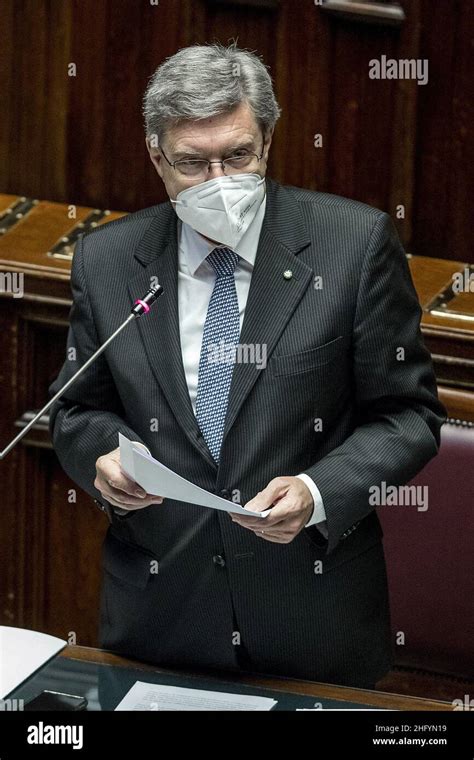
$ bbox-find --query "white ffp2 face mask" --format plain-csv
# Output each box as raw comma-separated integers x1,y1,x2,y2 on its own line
171,173,266,249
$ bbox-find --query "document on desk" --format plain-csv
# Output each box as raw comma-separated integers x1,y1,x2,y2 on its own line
115,681,277,711
0,626,67,698
119,433,271,519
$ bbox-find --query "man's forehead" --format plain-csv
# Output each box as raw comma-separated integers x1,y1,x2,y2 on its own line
165,106,260,153
169,132,258,156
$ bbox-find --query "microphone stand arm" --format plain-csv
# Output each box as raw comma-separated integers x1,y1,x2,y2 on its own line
0,286,163,460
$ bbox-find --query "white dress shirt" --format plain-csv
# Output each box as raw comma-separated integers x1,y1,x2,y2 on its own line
172,191,327,536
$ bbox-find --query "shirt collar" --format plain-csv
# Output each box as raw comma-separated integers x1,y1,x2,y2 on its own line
178,192,267,276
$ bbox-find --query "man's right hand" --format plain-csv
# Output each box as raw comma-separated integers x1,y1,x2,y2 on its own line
94,445,164,511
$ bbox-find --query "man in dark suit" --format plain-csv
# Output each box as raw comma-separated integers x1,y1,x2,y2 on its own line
49,43,445,688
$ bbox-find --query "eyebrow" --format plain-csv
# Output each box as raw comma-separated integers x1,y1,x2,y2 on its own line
171,139,257,160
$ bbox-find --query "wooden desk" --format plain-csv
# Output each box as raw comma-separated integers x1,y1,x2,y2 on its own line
58,645,453,711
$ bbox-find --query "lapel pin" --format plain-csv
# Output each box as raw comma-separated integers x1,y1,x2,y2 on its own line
283,270,293,280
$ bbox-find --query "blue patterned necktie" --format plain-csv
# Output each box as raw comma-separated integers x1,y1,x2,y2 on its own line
195,246,241,464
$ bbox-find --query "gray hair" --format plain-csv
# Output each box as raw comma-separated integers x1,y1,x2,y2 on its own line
143,42,281,144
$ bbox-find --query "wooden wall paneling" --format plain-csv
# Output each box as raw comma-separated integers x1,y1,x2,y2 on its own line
180,0,208,54
12,306,66,632
67,0,109,207
387,0,422,249
270,2,331,190
44,462,107,646
438,386,474,424
0,295,108,645
4,1,71,200
449,0,474,265
206,0,280,7
0,300,20,628
411,0,456,261
328,17,399,208
203,0,279,62
412,0,473,263
0,0,14,190
0,0,472,261
103,1,154,212
352,26,397,210
7,0,47,196
40,0,73,201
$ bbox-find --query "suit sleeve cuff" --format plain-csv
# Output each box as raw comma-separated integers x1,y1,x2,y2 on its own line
296,473,328,537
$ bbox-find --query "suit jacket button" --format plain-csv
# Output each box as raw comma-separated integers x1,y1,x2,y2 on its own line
213,555,226,567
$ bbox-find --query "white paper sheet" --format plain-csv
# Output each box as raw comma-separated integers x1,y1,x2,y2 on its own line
114,680,277,711
118,433,271,519
0,626,67,699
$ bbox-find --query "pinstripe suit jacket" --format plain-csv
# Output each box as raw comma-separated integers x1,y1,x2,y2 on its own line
49,177,446,687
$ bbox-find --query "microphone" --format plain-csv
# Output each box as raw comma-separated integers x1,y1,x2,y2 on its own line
0,285,164,460
131,286,163,316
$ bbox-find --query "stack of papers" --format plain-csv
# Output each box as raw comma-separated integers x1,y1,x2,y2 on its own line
119,434,271,519
115,681,277,711
0,626,66,698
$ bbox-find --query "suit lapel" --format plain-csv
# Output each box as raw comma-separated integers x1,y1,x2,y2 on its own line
127,207,218,470
221,179,313,446
127,178,313,468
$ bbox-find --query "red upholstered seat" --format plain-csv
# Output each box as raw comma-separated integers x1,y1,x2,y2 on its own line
378,420,474,679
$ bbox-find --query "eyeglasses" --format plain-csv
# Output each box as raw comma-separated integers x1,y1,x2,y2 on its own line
159,135,265,178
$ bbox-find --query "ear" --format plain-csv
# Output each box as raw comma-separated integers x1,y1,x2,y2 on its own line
262,128,274,163
146,136,164,179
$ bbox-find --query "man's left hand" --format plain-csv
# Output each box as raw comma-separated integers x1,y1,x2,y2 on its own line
230,477,314,544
